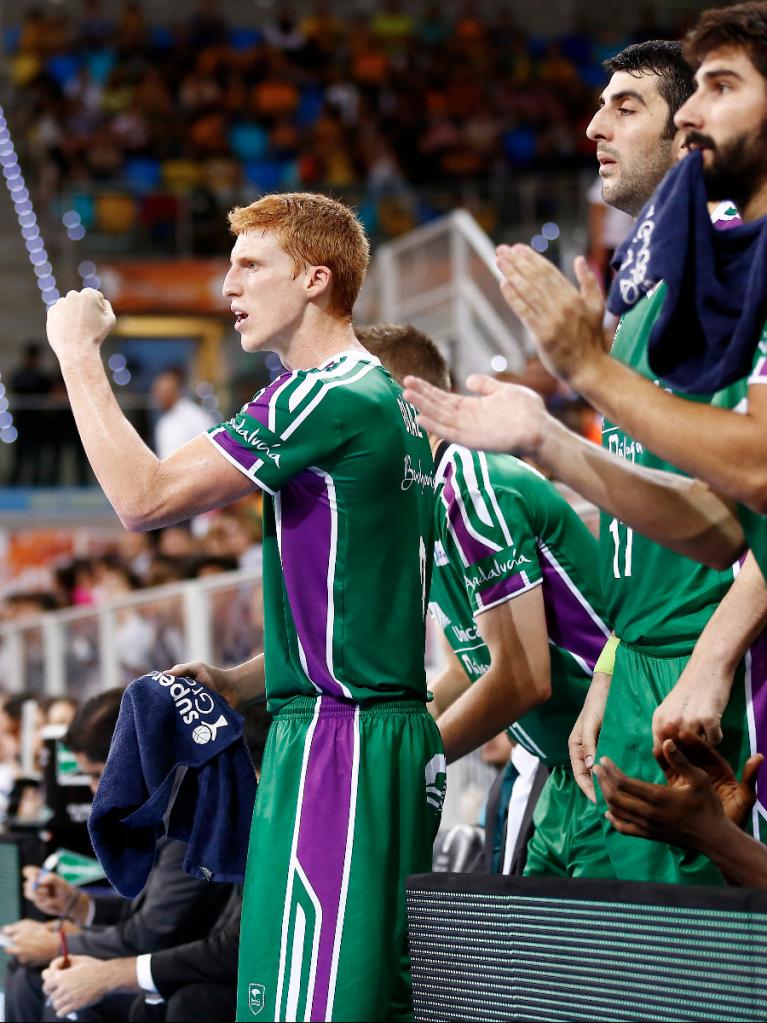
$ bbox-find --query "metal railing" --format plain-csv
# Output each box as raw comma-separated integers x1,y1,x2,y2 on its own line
0,567,264,698
0,562,490,826
358,208,533,387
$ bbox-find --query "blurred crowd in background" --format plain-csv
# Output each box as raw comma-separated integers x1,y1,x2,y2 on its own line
2,498,263,617
7,0,688,243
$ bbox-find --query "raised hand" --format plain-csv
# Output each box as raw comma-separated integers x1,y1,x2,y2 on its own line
46,288,116,362
595,736,763,850
402,374,548,455
657,730,763,827
22,866,76,918
496,245,606,388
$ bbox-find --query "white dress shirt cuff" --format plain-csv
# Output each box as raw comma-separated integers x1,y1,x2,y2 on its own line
136,953,163,1003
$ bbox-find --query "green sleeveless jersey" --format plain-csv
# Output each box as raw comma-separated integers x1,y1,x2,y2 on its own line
208,350,434,711
429,444,610,765
602,284,745,655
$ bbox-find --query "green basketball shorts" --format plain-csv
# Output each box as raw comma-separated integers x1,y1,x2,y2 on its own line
595,642,756,885
236,695,445,1022
523,765,615,878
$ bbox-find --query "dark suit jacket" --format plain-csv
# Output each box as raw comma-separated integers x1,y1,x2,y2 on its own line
68,838,232,959
149,886,242,998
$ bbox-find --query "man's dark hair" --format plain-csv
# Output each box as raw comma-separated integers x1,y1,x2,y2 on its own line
2,692,38,728
191,554,239,577
6,591,59,613
64,687,124,764
685,1,767,82
356,323,451,391
603,40,695,136
159,365,186,386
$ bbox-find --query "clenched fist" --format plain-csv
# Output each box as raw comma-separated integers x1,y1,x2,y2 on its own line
46,288,116,361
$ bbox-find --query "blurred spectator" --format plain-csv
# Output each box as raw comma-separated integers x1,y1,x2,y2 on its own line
5,4,694,246
150,368,216,460
8,342,52,487
114,531,157,583
3,688,233,1023
41,695,78,728
191,554,238,578
201,507,261,573
36,700,271,1023
0,692,29,821
0,694,46,822
54,558,98,607
144,554,190,588
157,524,198,560
4,592,59,619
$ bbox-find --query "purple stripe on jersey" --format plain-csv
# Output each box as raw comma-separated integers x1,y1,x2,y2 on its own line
538,544,608,670
748,630,767,808
714,216,743,231
751,356,767,381
245,373,291,428
443,462,498,565
280,471,346,698
210,428,261,471
295,701,355,1021
477,570,529,609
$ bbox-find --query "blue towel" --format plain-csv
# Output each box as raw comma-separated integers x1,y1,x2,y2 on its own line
89,672,258,898
606,149,767,394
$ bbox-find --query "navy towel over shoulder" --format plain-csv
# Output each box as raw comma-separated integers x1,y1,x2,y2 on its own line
607,149,767,395
89,672,258,898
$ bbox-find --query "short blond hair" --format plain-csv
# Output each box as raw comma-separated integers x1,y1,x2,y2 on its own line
228,193,370,319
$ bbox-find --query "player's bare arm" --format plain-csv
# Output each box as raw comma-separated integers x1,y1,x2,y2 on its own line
46,289,255,530
403,374,745,569
653,552,767,748
428,634,471,720
436,585,551,763
496,244,767,513
569,669,612,803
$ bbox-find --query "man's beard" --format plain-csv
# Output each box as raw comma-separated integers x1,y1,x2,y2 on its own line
690,119,767,207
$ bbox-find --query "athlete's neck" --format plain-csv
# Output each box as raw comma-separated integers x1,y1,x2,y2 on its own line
428,433,442,460
279,319,365,371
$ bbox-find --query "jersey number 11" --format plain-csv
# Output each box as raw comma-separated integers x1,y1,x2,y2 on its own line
608,518,634,578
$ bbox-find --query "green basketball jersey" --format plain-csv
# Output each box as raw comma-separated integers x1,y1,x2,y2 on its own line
429,444,610,765
208,349,434,711
737,327,767,580
601,283,745,655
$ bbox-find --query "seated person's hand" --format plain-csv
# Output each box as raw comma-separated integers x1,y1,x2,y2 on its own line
42,955,116,1016
594,736,762,853
2,919,61,966
659,730,763,827
22,866,76,917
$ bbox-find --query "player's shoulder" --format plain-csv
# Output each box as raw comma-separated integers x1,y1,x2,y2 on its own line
295,350,392,410
436,443,546,499
245,351,388,437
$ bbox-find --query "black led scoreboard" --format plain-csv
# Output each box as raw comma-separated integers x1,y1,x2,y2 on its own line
406,873,767,1021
